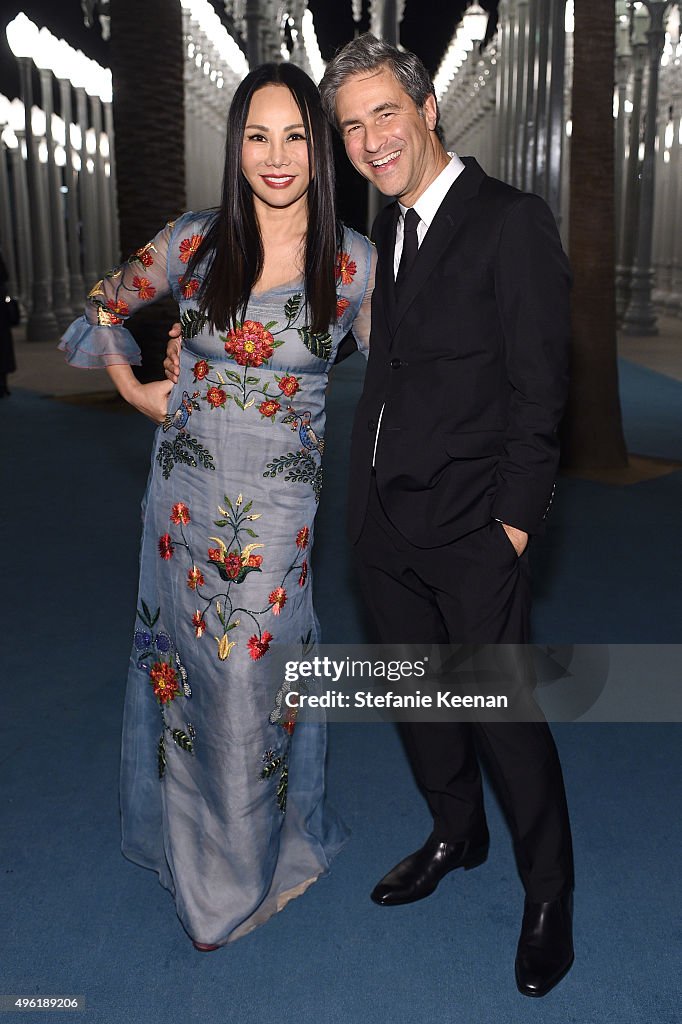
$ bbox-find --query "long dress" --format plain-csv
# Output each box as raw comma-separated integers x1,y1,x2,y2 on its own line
59,212,374,945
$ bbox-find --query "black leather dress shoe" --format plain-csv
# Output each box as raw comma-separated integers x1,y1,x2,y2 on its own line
370,834,489,906
515,891,574,997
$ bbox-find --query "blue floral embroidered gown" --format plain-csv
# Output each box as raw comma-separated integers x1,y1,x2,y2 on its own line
60,212,374,945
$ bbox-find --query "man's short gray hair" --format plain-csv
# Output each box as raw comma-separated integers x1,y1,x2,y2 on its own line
319,33,438,130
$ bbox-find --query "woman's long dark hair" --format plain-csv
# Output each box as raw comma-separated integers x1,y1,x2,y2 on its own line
183,62,340,335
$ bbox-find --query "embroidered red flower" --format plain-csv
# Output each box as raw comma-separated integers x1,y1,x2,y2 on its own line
150,661,179,704
208,547,222,562
181,276,200,299
206,386,227,408
193,359,210,381
258,399,281,419
107,298,129,317
179,234,203,264
248,631,273,660
269,587,287,615
336,296,350,319
134,242,154,267
158,533,175,560
192,611,206,638
246,554,263,568
223,552,242,579
132,276,156,300
296,526,310,550
298,559,308,587
336,251,357,285
187,566,205,590
277,374,300,398
224,320,275,367
170,502,191,525
96,306,123,326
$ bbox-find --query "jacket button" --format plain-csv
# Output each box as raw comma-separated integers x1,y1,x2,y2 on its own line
368,420,376,431
390,358,402,369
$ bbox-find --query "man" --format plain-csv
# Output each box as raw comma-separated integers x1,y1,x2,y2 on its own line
317,35,574,998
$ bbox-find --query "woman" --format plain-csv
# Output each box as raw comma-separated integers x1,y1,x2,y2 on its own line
59,62,374,949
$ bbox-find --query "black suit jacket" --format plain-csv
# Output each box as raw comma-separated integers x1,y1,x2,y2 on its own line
347,157,571,548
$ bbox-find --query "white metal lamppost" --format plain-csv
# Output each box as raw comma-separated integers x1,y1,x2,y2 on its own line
80,56,110,274
615,0,632,270
623,0,677,335
70,50,99,285
99,68,119,264
0,96,20,301
617,2,649,320
6,13,59,340
34,26,73,329
51,39,86,314
5,100,33,312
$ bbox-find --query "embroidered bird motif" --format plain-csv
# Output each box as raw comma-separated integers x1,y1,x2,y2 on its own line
163,391,199,433
297,411,325,456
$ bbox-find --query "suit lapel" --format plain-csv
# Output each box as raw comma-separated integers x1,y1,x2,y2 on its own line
373,202,400,337
392,157,486,334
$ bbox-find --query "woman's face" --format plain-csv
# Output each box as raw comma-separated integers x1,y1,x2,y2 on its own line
241,84,311,211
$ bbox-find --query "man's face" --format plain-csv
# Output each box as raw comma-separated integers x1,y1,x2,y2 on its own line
334,64,440,207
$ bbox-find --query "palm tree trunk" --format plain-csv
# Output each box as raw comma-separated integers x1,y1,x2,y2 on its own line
110,0,186,379
562,0,628,469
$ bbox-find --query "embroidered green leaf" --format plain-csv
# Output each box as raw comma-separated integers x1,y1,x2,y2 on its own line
243,528,258,538
263,451,323,502
301,629,315,656
260,755,283,780
180,308,208,340
276,764,289,813
225,370,241,384
284,293,303,320
171,728,194,754
245,376,260,385
263,320,277,330
213,519,230,527
158,734,166,779
234,397,245,410
156,433,216,479
138,602,160,628
297,327,332,361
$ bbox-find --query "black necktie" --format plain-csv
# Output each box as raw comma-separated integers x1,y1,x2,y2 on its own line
395,208,420,290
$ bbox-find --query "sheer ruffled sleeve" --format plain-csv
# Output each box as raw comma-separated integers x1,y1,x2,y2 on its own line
58,222,174,369
334,228,375,360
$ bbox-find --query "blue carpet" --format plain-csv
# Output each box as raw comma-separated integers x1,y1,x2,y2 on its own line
1,357,680,1023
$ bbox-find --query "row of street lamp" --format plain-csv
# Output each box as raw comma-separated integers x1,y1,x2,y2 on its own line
3,2,681,340
437,0,682,334
3,13,118,340
1,5,328,342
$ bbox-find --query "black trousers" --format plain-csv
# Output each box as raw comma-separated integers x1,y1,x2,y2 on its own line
355,478,574,902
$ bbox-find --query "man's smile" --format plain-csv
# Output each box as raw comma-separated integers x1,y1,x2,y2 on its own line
370,150,402,170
